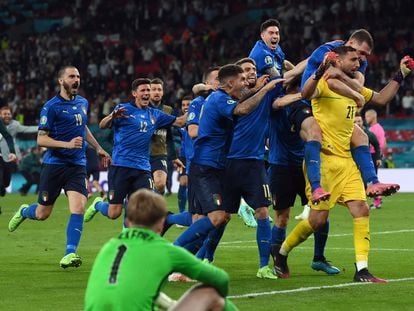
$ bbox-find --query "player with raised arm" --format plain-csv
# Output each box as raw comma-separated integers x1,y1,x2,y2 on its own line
84,78,186,223
269,76,340,275
221,58,284,279
273,47,412,282
172,64,280,257
295,29,399,208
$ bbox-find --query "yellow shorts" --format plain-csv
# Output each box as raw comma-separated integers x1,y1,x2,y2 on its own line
304,153,366,210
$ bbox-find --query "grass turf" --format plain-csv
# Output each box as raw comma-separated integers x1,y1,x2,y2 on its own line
1,193,413,310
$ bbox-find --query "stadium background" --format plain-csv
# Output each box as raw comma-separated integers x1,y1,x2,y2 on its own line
1,2,414,311
1,0,414,194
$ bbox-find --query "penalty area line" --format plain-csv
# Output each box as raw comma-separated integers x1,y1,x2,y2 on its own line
228,277,414,299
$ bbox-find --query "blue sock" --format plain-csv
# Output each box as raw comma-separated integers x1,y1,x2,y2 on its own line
65,214,84,255
351,145,379,184
21,203,38,219
257,218,271,268
304,140,322,191
271,224,286,246
177,185,188,213
174,217,215,247
204,224,226,262
313,219,329,260
123,197,128,228
167,211,192,226
95,201,109,217
196,237,208,259
184,236,205,255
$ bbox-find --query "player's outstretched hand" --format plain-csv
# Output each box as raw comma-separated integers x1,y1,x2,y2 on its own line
172,158,185,174
324,51,338,65
262,77,285,91
314,52,337,80
256,75,270,90
97,148,112,168
112,107,128,119
400,55,414,77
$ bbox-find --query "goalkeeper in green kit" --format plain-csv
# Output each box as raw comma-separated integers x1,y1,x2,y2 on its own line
85,188,238,311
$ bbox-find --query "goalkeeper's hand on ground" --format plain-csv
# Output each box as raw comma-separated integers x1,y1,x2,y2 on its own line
156,292,177,310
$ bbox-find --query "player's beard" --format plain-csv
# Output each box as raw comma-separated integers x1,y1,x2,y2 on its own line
151,98,161,106
345,71,356,79
240,86,250,99
63,81,78,99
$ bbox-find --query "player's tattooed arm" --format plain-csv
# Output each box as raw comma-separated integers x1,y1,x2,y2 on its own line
283,60,295,71
239,75,270,101
272,92,302,109
234,78,284,116
37,129,83,149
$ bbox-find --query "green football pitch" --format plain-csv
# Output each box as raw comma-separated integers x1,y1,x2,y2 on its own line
1,193,413,310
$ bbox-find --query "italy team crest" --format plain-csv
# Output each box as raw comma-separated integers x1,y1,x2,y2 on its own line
212,193,222,206
41,191,49,202
109,190,115,201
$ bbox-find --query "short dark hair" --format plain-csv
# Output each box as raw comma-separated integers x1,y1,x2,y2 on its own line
332,45,357,56
57,66,77,79
218,64,244,84
235,57,256,67
355,111,362,117
203,66,220,83
349,29,374,50
150,78,164,85
131,78,151,91
260,19,281,33
182,94,193,101
127,189,167,227
0,106,11,112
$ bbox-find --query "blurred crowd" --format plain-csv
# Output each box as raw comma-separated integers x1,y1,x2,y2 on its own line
1,0,414,126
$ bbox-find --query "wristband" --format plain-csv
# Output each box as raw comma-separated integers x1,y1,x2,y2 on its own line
314,65,326,80
392,70,404,84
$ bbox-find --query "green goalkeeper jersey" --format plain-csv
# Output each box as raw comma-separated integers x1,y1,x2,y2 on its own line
84,228,230,311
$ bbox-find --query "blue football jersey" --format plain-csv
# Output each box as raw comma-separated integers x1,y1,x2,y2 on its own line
111,102,176,171
185,96,206,170
228,83,283,160
192,90,237,169
180,128,194,175
39,94,89,165
186,96,205,126
301,41,368,90
178,127,186,159
268,101,304,166
249,40,286,77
